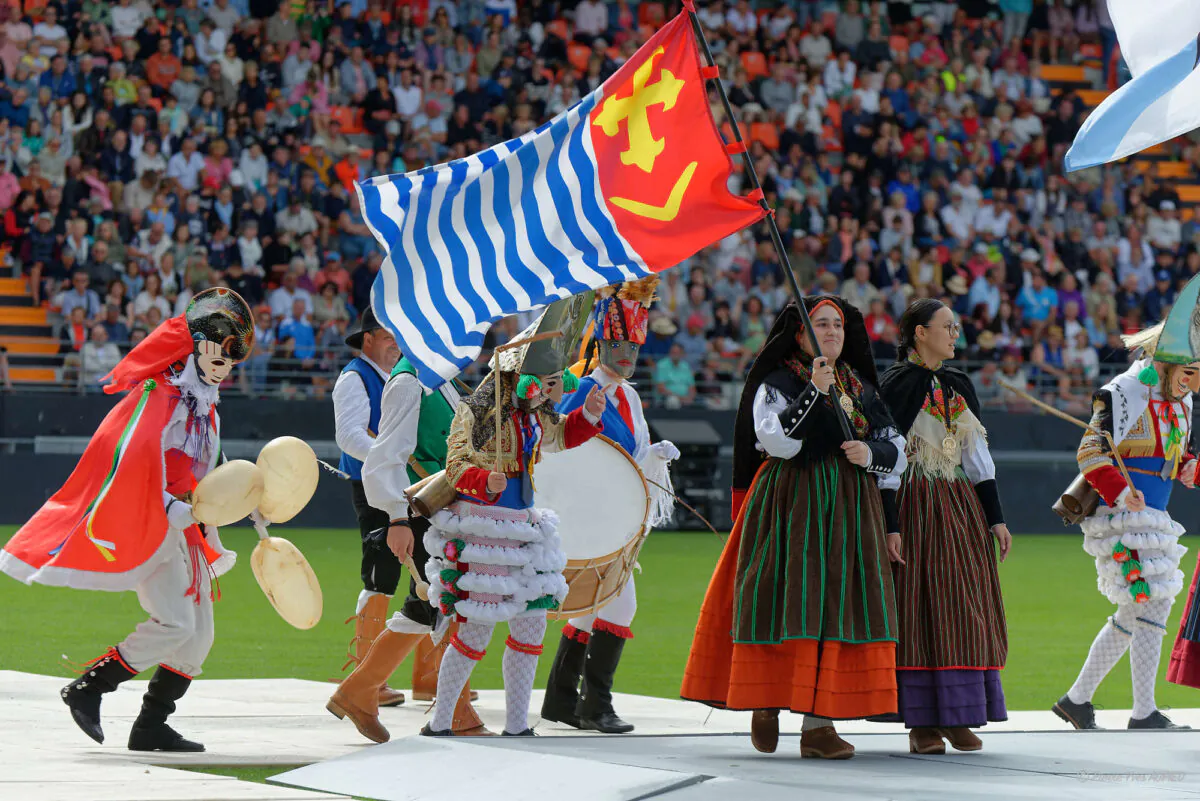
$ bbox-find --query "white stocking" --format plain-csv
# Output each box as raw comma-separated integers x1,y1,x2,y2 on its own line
503,614,548,735
1131,599,1172,719
1067,611,1132,705
429,621,494,732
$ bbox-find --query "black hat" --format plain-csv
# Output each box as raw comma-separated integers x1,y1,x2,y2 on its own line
345,306,384,349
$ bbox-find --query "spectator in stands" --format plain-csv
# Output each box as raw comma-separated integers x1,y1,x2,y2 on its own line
277,297,317,394
80,324,122,389
100,303,130,346
59,271,102,324
654,343,697,409
269,267,314,321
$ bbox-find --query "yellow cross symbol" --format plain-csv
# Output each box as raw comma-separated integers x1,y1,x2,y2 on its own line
593,46,686,174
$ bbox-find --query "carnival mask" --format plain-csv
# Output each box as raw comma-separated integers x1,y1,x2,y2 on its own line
599,339,640,380
194,335,236,385
1165,364,1200,401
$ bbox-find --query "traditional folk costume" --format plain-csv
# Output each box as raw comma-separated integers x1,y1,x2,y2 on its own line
1053,291,1200,731
0,288,253,752
327,351,485,742
681,298,907,759
421,324,602,737
877,352,1008,745
541,278,678,734
332,307,407,708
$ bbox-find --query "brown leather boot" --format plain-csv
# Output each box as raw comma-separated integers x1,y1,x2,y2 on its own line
799,726,855,759
908,727,946,754
342,594,406,708
451,682,492,736
328,629,424,743
937,727,983,752
412,621,478,703
750,710,779,753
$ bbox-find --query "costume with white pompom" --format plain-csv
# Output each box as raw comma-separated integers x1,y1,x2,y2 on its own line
0,287,254,751
1060,289,1200,728
541,276,676,734
422,304,602,737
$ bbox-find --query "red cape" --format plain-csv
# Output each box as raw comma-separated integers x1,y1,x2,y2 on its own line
0,376,223,592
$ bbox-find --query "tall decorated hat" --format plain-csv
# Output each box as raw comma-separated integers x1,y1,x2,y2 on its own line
592,276,660,344
491,292,595,375
1152,273,1200,366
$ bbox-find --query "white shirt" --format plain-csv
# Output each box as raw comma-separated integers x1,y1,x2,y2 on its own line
393,83,422,118
752,382,907,491
196,28,227,65
332,355,390,467
362,369,462,520
574,0,608,37
587,366,650,464
268,285,313,319
167,151,206,191
111,5,147,39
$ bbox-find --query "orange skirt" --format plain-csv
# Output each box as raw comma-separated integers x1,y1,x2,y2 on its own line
681,465,898,720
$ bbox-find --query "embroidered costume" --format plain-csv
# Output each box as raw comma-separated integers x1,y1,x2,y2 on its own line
326,349,486,742
0,288,253,752
541,277,678,734
421,303,602,737
681,298,907,759
877,352,1008,737
1053,282,1200,731
332,307,407,709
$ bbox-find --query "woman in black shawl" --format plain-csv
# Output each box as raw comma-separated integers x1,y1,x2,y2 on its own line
682,297,907,760
876,298,1012,755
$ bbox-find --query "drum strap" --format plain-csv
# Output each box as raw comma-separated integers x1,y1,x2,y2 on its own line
407,457,430,479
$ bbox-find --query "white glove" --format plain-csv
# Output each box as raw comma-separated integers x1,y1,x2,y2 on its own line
167,499,197,530
651,440,681,461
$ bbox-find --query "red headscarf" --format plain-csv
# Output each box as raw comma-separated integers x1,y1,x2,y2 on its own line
103,315,193,395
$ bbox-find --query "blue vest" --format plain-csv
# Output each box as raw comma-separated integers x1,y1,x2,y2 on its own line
1123,457,1173,511
337,357,385,480
557,376,638,457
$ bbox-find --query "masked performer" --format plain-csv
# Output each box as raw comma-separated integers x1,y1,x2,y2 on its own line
327,340,485,742
1052,288,1200,731
681,297,906,759
0,288,252,752
877,299,1011,755
541,278,679,735
420,327,606,737
332,307,406,708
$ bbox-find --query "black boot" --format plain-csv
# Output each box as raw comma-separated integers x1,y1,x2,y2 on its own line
540,632,588,728
127,667,205,752
576,629,634,734
61,648,139,744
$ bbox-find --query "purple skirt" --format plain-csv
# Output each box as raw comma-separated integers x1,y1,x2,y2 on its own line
875,669,1007,728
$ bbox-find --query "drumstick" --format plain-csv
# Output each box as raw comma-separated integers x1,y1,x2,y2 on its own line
404,556,430,601
642,476,723,541
999,380,1136,493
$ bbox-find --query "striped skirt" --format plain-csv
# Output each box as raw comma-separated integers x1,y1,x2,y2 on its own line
883,466,1007,728
682,456,899,720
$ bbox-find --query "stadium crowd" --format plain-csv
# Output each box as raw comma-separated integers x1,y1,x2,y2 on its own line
0,0,1187,410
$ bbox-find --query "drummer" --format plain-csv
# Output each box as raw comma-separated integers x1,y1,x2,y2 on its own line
541,277,679,735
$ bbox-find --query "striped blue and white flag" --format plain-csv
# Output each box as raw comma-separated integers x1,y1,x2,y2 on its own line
355,10,765,388
1065,0,1200,171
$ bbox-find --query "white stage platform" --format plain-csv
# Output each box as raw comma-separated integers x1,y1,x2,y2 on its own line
1,669,1198,801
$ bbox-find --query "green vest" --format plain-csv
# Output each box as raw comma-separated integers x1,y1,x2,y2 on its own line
391,358,458,484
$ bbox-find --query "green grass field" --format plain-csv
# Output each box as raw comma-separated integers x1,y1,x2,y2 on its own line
2,527,1198,713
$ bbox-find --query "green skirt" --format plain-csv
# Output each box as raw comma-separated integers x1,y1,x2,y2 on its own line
733,455,898,645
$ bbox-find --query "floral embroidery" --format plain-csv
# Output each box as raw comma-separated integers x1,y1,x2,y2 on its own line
783,354,870,437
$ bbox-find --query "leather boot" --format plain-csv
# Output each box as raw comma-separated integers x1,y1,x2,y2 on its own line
450,682,491,736
328,629,424,743
540,632,587,728
577,629,634,734
127,667,204,752
937,727,983,751
342,594,405,708
799,726,855,759
750,709,779,753
412,621,477,703
908,727,946,754
61,647,139,744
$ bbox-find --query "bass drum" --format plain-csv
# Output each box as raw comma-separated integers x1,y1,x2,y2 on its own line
534,435,650,620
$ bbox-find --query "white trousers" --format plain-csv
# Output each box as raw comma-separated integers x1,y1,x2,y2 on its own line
569,575,637,632
118,530,214,677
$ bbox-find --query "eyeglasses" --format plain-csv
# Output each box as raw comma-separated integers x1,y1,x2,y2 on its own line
921,322,961,337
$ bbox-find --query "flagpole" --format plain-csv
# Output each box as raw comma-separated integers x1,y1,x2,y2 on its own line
686,9,854,441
